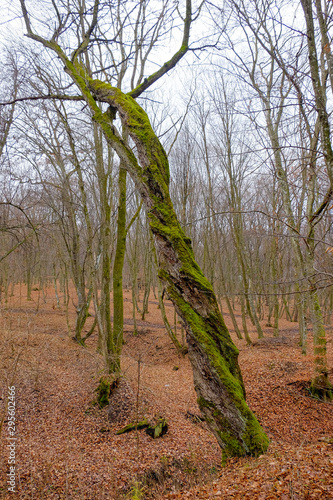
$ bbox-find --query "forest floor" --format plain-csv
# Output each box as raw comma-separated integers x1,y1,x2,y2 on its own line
0,285,333,499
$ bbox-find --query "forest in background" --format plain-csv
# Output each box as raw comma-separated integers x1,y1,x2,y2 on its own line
1,0,333,492
1,0,333,377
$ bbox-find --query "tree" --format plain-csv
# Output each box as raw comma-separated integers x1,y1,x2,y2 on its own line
300,0,333,400
221,0,333,400
17,0,269,457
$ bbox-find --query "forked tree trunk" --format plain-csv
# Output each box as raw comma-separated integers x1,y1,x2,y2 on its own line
85,78,269,457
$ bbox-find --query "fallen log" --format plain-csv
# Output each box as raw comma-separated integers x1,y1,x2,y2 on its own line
116,417,168,439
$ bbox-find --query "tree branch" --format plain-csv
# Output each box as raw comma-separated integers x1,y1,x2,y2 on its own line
71,0,100,63
0,95,85,106
128,0,192,99
308,186,333,225
125,200,143,235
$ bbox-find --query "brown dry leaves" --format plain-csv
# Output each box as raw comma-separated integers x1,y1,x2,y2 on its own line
0,285,332,499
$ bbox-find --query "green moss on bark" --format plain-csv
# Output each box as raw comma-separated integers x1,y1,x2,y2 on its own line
87,79,170,188
95,376,111,408
70,73,269,457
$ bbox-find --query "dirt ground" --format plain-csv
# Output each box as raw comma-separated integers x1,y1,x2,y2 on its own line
0,284,333,499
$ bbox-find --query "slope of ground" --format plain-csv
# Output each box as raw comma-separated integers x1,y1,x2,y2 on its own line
0,285,332,499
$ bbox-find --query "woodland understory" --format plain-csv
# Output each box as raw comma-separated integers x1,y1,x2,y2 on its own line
0,285,332,499
1,0,333,496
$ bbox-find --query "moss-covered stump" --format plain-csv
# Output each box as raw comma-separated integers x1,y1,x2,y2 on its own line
310,374,333,402
94,376,112,409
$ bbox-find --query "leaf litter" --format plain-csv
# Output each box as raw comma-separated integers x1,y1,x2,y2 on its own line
0,285,332,499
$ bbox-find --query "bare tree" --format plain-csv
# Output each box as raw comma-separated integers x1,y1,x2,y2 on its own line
16,0,269,456
216,0,333,399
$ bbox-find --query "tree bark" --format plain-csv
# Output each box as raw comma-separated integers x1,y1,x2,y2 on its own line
300,0,333,400
17,6,269,451
84,78,269,456
112,166,127,372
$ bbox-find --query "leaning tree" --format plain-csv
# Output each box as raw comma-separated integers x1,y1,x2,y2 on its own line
16,0,269,457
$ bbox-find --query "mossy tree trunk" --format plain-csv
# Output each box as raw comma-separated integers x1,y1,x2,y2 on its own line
141,224,153,320
300,0,333,400
231,0,332,399
112,165,129,372
93,123,113,364
151,231,187,354
113,176,142,350
83,78,269,456
20,0,269,456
